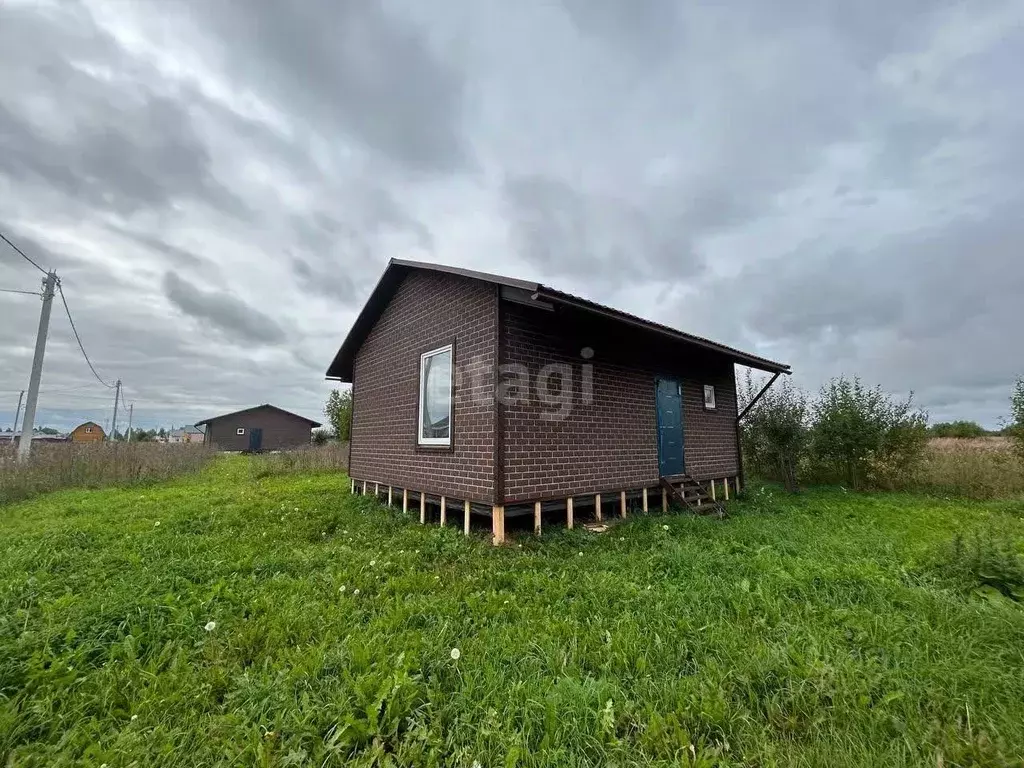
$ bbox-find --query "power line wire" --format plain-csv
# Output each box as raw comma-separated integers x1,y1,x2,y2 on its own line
0,287,40,296
56,281,116,389
0,230,47,274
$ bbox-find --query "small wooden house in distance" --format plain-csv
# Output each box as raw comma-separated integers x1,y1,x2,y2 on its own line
195,405,321,452
327,259,790,544
70,421,105,443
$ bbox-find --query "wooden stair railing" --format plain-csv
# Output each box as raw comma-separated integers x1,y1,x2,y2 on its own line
659,475,728,518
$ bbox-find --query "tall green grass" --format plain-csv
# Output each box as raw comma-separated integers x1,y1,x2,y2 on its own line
1,459,1023,766
0,442,215,505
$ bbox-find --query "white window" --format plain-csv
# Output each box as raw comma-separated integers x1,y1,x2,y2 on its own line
85,427,93,433
236,427,245,435
704,385,717,410
418,344,453,446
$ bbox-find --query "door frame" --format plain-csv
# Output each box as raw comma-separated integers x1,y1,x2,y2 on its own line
248,427,264,453
654,377,685,476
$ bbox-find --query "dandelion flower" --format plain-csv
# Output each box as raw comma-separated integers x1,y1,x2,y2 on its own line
204,621,216,632
450,648,461,660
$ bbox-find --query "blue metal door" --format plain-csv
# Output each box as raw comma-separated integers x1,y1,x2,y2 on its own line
248,428,263,452
655,378,684,476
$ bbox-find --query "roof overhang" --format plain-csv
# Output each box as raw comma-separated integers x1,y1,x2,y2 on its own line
325,258,790,381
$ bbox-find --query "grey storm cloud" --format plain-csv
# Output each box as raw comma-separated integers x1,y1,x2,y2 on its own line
162,272,288,346
0,4,244,217
174,0,469,175
1,0,1022,431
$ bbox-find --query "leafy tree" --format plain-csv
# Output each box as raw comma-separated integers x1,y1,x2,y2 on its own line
312,428,330,446
324,389,353,441
740,372,809,492
1011,377,1024,459
810,376,928,489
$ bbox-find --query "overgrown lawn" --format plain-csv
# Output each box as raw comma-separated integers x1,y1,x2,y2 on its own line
2,459,1023,766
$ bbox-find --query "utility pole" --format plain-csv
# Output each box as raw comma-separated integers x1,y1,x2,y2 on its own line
126,403,133,442
17,272,57,461
110,379,122,441
12,390,24,435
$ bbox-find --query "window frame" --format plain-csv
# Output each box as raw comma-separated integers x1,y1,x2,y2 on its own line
417,343,454,447
703,384,717,411
85,426,93,433
236,427,246,436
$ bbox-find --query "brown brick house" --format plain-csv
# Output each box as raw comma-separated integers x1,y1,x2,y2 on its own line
70,421,105,443
195,405,321,452
327,259,789,543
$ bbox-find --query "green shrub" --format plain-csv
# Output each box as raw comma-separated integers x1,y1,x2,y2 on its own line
1011,377,1024,460
739,373,809,492
809,376,928,489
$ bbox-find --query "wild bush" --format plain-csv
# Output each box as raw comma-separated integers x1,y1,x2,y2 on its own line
1010,377,1024,460
809,376,928,489
739,372,809,491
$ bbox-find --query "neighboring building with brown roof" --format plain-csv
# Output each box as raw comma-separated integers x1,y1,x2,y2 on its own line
195,405,320,452
327,259,791,544
69,421,105,443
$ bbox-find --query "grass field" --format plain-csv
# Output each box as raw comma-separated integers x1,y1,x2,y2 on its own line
2,458,1023,767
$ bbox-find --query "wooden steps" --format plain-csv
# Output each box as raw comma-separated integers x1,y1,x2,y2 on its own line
659,474,728,518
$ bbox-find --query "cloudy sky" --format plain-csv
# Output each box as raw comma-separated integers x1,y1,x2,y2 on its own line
1,0,1022,433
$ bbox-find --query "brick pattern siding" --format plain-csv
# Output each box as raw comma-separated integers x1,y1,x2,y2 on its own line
349,271,497,503
204,407,315,451
500,302,738,502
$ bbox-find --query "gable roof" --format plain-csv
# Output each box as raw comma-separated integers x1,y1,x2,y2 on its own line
194,404,322,428
72,421,104,432
325,259,790,381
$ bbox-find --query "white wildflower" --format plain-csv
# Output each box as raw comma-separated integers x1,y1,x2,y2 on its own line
294,507,299,512
339,585,346,593
353,588,360,596
450,648,461,660
662,525,669,531
153,521,161,527
472,761,482,768
578,551,583,556
204,621,216,632
131,715,138,722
